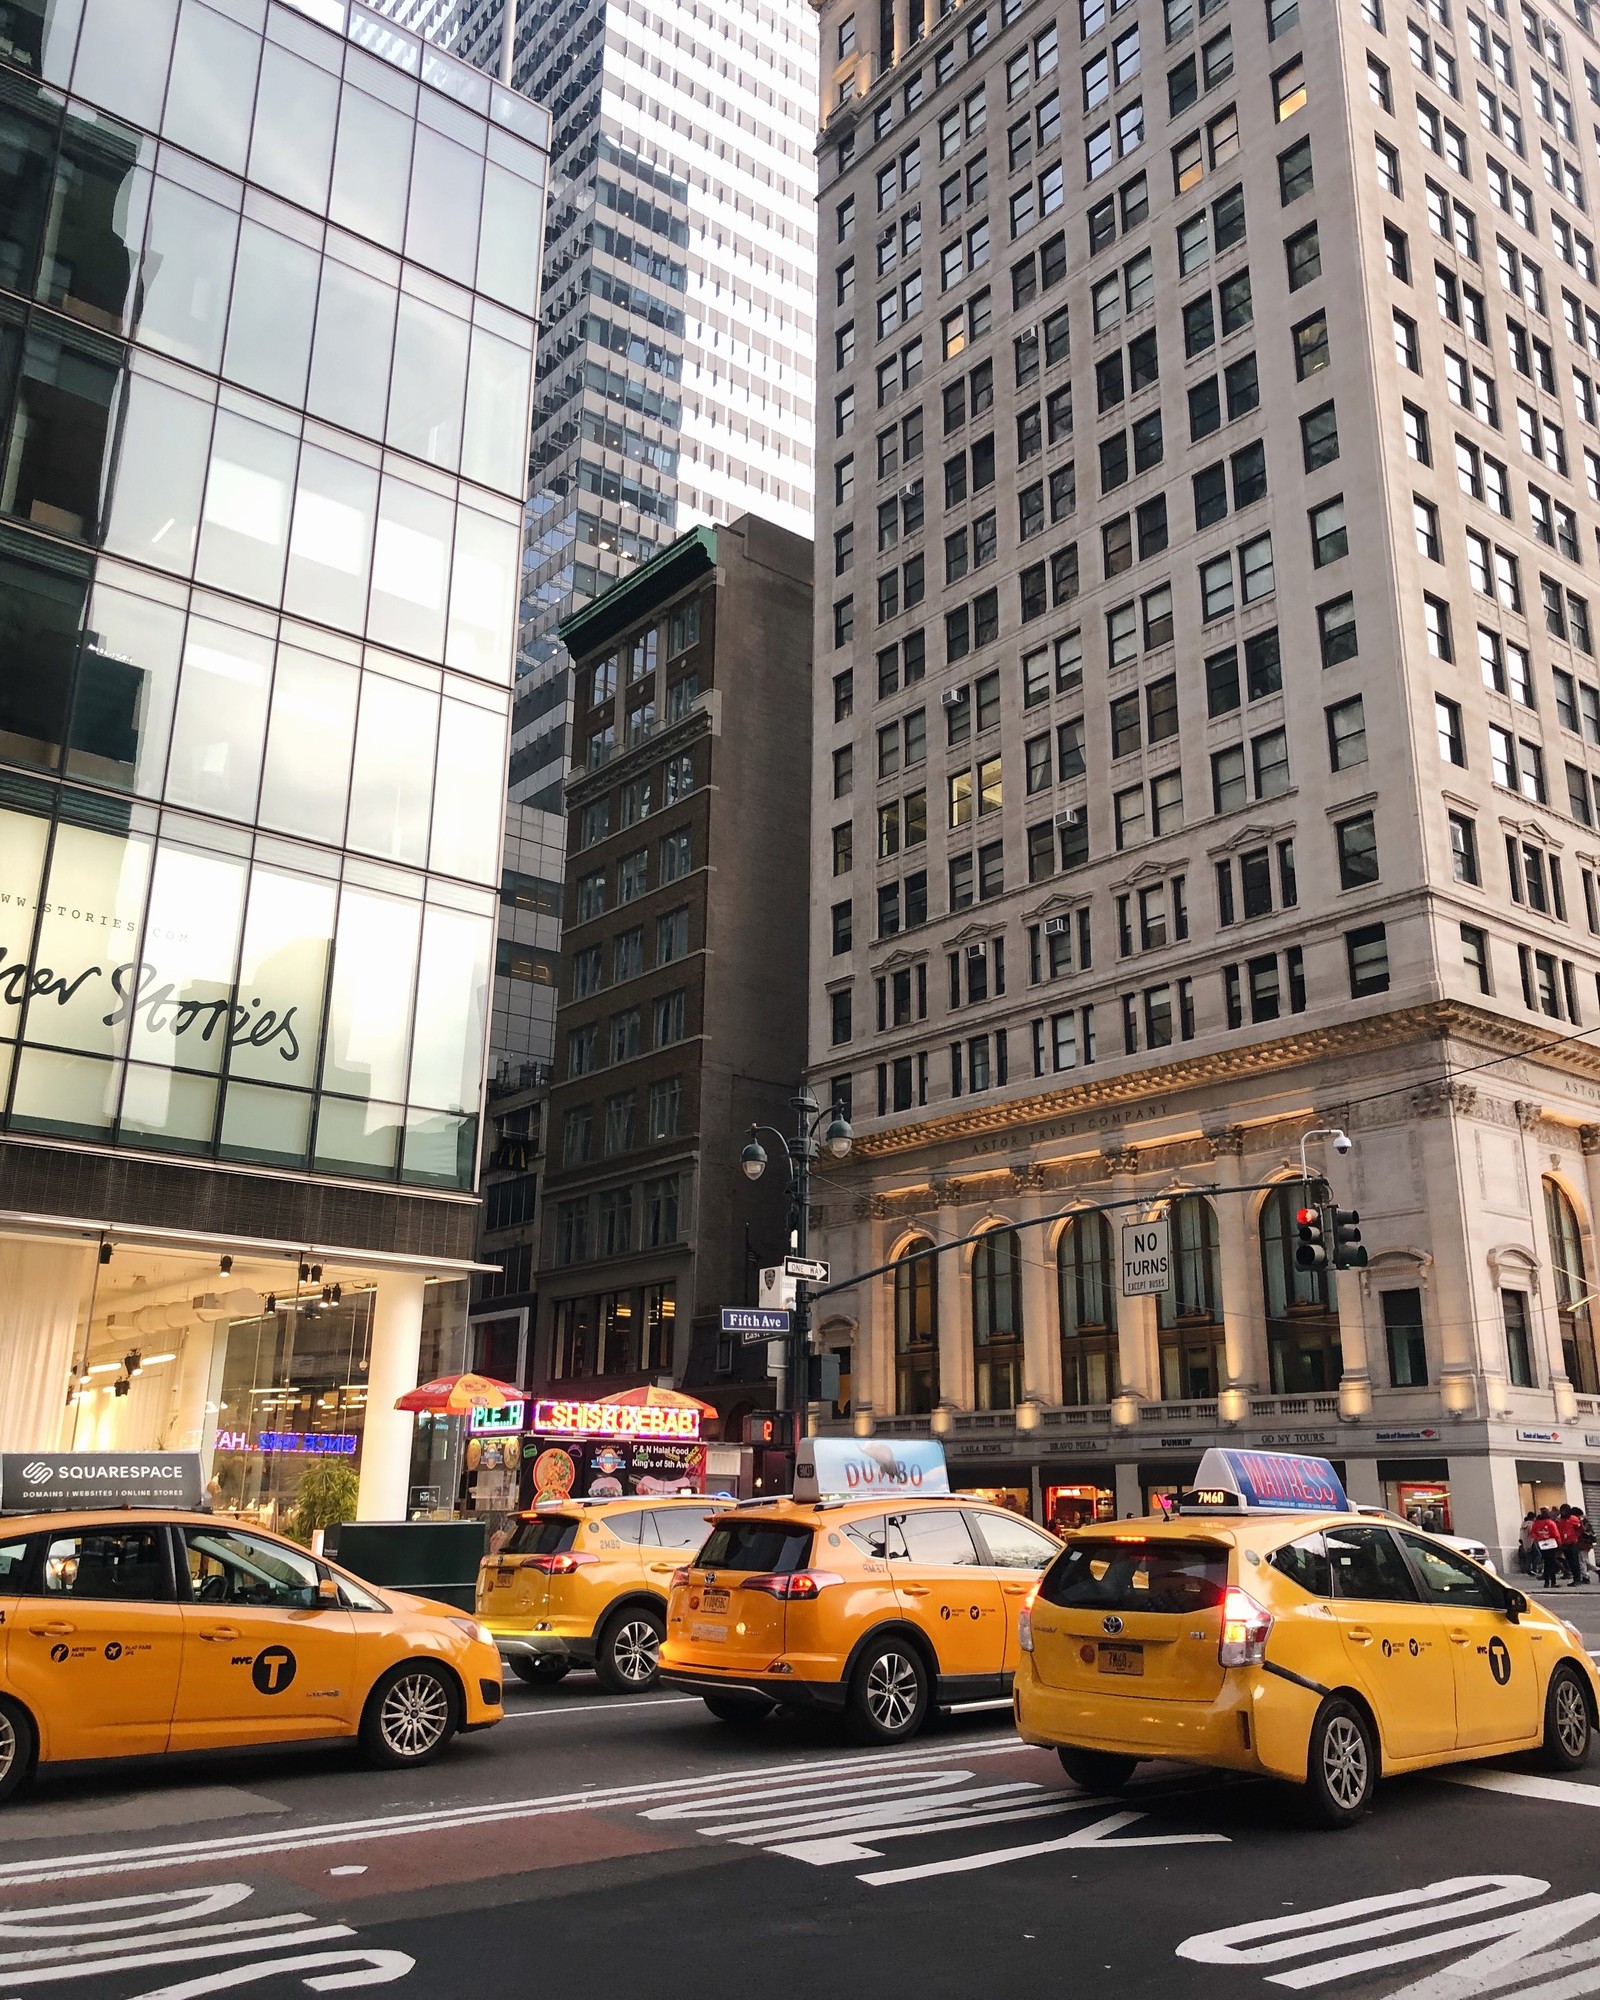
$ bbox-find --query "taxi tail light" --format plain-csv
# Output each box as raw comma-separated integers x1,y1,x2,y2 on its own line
1218,1586,1272,1667
528,1552,598,1575
741,1570,845,1600
1018,1581,1041,1654
670,1566,691,1588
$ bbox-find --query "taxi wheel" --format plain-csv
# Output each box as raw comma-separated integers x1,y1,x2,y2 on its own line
1542,1665,1593,1770
1305,1696,1376,1828
510,1656,571,1686
0,1699,35,1804
1055,1746,1136,1793
359,1663,459,1769
595,1607,664,1694
848,1636,930,1744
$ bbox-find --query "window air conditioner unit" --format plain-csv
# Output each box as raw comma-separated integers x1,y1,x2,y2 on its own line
941,686,968,708
1043,915,1069,936
1054,807,1083,826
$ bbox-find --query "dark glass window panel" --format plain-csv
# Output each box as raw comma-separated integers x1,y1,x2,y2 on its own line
39,105,150,335
1,317,120,540
0,524,91,769
0,70,60,301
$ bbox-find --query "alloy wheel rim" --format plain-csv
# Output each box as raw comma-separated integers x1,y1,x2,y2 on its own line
866,1652,919,1731
0,1711,14,1782
380,1673,450,1757
615,1621,660,1683
1322,1715,1368,1808
1556,1677,1588,1757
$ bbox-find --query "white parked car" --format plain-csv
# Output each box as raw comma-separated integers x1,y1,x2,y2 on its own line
1355,1505,1495,1571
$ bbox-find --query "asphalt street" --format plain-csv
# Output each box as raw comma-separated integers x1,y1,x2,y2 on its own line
2,1591,1598,2000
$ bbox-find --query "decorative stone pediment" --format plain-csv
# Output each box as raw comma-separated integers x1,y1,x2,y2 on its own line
1109,855,1188,892
1500,816,1564,851
946,920,1004,948
1021,888,1092,923
1207,818,1293,857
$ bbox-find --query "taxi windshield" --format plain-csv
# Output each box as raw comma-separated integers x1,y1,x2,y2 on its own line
503,1516,580,1557
1039,1538,1229,1615
696,1520,813,1573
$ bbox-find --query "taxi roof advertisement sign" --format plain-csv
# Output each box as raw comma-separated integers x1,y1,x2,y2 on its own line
1191,1448,1348,1513
0,1452,205,1514
795,1437,951,1503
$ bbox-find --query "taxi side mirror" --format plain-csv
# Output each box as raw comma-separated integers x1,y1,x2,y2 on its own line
317,1576,340,1605
1502,1587,1528,1624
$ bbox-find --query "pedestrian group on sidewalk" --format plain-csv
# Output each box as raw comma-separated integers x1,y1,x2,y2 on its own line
1521,1504,1596,1588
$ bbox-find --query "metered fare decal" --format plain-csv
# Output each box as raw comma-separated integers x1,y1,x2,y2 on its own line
1178,1873,1600,1998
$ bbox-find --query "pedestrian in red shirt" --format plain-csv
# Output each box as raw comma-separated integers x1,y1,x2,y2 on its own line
1532,1509,1563,1589
1558,1505,1584,1586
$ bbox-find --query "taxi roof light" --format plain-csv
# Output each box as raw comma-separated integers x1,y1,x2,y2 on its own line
741,1569,846,1600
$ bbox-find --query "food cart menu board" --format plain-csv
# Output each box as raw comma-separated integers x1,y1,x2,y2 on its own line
523,1438,708,1504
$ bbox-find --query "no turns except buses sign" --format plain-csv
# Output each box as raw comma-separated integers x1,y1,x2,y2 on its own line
1120,1218,1171,1298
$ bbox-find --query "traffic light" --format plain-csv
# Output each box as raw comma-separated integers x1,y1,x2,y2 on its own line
1294,1204,1327,1271
1331,1207,1367,1269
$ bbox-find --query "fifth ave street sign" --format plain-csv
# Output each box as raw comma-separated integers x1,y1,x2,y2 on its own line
1121,1217,1171,1298
721,1307,792,1344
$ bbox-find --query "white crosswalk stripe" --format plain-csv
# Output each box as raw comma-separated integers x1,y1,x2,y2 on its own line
640,1763,1232,1883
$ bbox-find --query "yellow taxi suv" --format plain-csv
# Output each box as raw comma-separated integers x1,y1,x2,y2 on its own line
1014,1449,1599,1827
658,1441,1060,1741
0,1511,503,1803
476,1496,719,1692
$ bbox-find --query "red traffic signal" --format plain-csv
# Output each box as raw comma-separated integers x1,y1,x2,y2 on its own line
1294,1205,1328,1271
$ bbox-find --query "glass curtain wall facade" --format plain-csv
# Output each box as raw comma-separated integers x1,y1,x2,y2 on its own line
0,0,549,1189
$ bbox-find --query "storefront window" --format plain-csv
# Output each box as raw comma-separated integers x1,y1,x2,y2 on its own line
1045,1481,1114,1533
1544,1178,1598,1396
972,1229,1021,1412
894,1238,938,1414
1260,1183,1342,1393
1058,1213,1119,1406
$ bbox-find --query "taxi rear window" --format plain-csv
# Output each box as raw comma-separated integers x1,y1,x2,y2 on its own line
504,1516,580,1556
696,1521,813,1573
1038,1539,1229,1615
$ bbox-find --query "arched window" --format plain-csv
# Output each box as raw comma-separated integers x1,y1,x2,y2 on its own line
894,1239,939,1414
1545,1178,1598,1395
1058,1213,1119,1406
1260,1184,1343,1393
971,1228,1022,1411
1157,1196,1226,1398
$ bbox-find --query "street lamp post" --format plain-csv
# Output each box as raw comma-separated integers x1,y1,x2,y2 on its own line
740,1089,854,1461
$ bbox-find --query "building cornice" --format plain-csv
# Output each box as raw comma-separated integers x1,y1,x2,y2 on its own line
834,1001,1600,1162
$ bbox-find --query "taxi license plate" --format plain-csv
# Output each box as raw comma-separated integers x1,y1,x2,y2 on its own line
690,1622,728,1643
700,1588,730,1612
1098,1643,1144,1677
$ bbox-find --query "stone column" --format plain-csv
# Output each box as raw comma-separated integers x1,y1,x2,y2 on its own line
1104,1151,1155,1403
1203,1125,1257,1394
358,1273,426,1521
0,1240,92,1453
1015,1171,1062,1407
892,0,911,66
933,1182,972,1410
1517,1101,1577,1417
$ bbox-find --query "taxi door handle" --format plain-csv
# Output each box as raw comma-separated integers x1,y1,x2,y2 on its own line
28,1621,73,1638
1346,1626,1374,1645
1448,1629,1473,1646
901,1584,931,1597
197,1625,241,1642
648,1563,679,1574
1002,1584,1032,1596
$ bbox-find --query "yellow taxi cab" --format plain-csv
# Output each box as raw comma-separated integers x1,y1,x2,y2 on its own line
658,1440,1061,1741
0,1510,503,1803
476,1495,720,1692
1014,1449,1599,1826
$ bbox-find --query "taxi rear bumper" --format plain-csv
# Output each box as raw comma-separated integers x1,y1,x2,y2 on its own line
659,1666,848,1712
490,1628,598,1665
1014,1659,1317,1782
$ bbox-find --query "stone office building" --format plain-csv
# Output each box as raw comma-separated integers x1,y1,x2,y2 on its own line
537,517,813,1427
806,0,1600,1559
0,0,548,1522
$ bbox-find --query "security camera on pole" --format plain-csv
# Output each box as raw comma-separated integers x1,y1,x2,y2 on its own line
740,1090,854,1466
